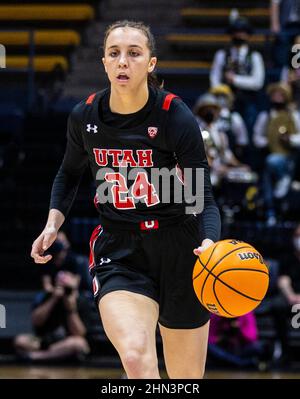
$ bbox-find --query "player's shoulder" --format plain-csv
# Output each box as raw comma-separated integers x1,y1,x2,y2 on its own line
69,89,107,119
157,90,198,138
161,90,195,124
157,87,192,116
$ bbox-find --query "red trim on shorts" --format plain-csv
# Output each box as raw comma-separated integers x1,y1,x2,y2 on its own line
162,93,178,111
89,225,103,271
92,276,99,296
86,93,96,104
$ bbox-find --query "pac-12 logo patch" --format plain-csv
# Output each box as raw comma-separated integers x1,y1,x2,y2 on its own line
148,126,158,139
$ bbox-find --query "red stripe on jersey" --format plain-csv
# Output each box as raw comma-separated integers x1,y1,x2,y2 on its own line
162,93,178,111
89,224,103,271
86,93,96,104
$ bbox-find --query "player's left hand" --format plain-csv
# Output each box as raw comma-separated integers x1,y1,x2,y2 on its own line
193,239,214,256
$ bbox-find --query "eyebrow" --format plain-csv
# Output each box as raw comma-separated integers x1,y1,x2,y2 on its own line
107,45,143,50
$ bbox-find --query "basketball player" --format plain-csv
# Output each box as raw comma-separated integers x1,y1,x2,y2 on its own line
31,21,221,379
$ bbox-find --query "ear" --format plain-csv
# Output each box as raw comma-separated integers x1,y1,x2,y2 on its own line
102,57,107,73
148,56,157,73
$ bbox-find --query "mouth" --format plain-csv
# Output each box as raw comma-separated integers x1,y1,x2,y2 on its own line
116,73,130,82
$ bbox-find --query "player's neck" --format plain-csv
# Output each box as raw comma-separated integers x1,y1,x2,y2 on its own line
109,84,149,115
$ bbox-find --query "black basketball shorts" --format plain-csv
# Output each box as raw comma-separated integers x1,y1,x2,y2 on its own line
89,215,210,329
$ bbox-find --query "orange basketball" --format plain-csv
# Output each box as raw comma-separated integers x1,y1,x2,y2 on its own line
192,239,269,318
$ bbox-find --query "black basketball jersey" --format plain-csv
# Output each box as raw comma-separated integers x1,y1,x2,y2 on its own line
85,88,185,222
50,87,220,241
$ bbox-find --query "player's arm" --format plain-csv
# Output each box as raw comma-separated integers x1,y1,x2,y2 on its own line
31,105,88,264
31,209,66,264
167,100,221,254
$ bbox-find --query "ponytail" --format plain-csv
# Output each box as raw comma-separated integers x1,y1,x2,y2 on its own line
148,72,164,89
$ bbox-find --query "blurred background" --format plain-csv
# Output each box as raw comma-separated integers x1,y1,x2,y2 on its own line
1,0,300,378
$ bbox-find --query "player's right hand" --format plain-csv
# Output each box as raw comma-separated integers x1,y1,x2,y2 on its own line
31,226,57,264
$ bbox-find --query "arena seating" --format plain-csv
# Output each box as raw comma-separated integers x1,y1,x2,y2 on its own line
0,30,80,50
166,33,265,51
6,56,68,72
158,60,211,75
0,4,95,26
0,3,95,77
180,8,269,28
156,0,275,95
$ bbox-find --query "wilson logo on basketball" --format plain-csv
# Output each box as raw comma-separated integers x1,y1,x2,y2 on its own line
238,252,264,264
148,126,158,139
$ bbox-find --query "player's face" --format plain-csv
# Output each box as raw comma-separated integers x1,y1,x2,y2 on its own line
102,27,157,90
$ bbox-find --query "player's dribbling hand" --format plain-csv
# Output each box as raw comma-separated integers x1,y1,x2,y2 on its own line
193,238,214,256
31,226,57,264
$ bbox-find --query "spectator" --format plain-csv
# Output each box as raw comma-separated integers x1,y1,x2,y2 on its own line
210,17,265,134
208,312,263,369
281,35,300,108
194,93,249,187
41,231,92,293
210,84,249,162
14,272,91,363
253,82,300,225
270,0,300,67
269,223,300,367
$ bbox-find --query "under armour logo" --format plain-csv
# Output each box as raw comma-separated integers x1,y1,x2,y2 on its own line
87,124,98,133
99,257,111,266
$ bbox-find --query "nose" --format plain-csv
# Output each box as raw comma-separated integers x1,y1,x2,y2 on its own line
119,53,128,68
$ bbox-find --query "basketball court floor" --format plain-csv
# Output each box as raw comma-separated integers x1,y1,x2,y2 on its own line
0,366,299,379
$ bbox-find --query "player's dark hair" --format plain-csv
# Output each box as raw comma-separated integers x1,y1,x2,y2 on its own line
103,20,163,88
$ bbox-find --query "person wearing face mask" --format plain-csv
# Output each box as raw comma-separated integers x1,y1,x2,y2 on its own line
268,224,300,367
210,18,265,135
253,82,300,225
41,231,92,293
194,93,247,187
210,84,249,163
